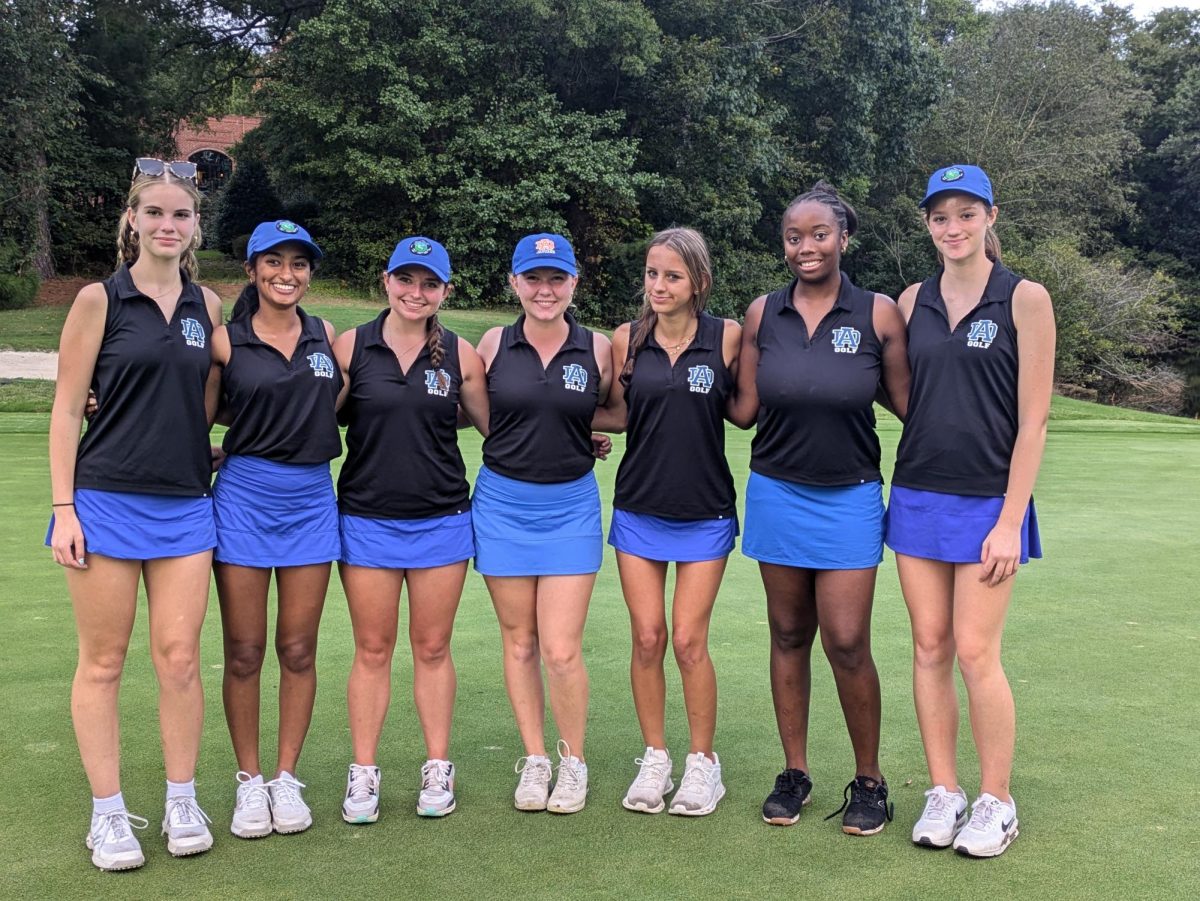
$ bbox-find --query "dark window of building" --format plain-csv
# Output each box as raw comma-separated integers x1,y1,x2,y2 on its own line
190,149,233,196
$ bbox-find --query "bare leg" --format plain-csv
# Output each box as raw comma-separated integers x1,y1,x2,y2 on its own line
340,563,402,766
485,575,545,755
405,562,467,759
273,563,330,776
670,558,728,756
215,563,270,775
760,563,818,772
615,552,669,749
536,574,596,758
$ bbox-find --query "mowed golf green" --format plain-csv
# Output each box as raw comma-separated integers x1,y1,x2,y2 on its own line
1,389,1197,898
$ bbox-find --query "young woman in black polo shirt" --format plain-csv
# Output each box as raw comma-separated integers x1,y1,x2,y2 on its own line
209,220,342,839
48,160,223,870
334,237,488,824
595,228,740,817
474,233,613,814
886,165,1053,858
729,182,910,836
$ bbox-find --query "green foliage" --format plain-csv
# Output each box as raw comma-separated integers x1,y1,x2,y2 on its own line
0,242,40,310
212,159,283,254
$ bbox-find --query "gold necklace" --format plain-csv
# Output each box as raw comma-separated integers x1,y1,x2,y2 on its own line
658,330,696,354
384,321,427,359
134,280,182,301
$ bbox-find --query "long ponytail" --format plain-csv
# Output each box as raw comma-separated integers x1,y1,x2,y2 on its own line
230,282,260,322
426,313,449,391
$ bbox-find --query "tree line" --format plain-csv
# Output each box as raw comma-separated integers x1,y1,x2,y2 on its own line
2,0,1198,413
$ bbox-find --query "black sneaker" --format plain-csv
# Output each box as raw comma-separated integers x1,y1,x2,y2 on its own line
761,769,813,826
825,776,894,836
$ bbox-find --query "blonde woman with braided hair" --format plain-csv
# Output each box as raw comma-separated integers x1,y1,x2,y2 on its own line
334,237,489,823
47,158,223,870
593,227,741,817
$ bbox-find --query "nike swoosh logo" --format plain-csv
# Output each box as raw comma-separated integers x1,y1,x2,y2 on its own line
1002,817,1015,832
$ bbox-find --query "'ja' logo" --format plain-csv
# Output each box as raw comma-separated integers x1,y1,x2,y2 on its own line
180,318,205,349
831,327,861,354
308,352,335,378
687,364,715,394
424,369,451,397
967,319,998,349
562,363,588,392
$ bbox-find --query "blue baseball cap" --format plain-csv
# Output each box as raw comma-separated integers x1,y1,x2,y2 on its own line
246,220,323,261
919,165,993,208
387,236,451,282
511,233,578,276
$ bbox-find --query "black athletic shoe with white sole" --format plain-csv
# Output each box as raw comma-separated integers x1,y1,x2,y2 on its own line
825,775,893,836
762,768,813,825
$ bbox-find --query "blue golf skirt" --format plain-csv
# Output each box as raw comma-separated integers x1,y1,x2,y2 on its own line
213,455,340,568
884,486,1042,565
472,465,602,577
340,510,474,570
608,509,737,563
742,472,884,570
45,488,215,561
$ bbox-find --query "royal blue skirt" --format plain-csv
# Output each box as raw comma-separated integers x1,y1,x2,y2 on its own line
742,472,884,570
45,488,216,561
213,455,340,568
472,465,602,577
340,510,474,569
884,486,1042,565
608,509,737,563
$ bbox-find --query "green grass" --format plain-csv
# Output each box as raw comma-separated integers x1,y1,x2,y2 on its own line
1,395,1197,899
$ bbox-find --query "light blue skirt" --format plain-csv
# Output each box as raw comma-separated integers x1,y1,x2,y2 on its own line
472,465,602,577
213,455,339,567
742,472,884,570
45,488,215,561
340,511,474,569
608,509,737,563
884,486,1042,565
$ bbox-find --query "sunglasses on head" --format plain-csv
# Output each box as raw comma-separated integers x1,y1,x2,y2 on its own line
132,157,198,182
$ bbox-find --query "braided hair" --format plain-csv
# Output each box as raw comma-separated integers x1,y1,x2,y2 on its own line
782,180,858,240
116,174,204,281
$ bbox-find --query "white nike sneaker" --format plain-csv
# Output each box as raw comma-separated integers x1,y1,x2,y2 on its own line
622,747,673,814
514,754,552,811
86,809,148,871
546,741,588,814
230,771,272,839
161,796,213,857
418,759,456,817
343,764,381,824
267,772,312,834
668,752,725,817
912,785,969,848
953,793,1019,858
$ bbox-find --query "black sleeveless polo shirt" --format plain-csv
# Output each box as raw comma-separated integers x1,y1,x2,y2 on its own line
220,307,342,464
751,273,883,487
74,265,214,497
482,312,600,484
338,311,470,519
893,262,1024,497
614,312,736,520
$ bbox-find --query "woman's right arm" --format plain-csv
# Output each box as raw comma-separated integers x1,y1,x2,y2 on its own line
48,284,108,569
591,323,629,434
725,296,765,429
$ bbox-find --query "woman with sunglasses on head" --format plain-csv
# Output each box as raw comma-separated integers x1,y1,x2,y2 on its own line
887,165,1053,858
209,220,343,839
474,233,612,814
595,228,740,817
48,158,222,870
335,237,489,824
728,181,910,837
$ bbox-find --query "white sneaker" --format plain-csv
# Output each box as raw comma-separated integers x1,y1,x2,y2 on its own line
343,764,381,824
622,747,674,814
418,759,456,817
953,793,1019,858
546,740,588,814
912,785,968,848
668,752,726,816
514,754,552,811
86,809,148,871
267,772,312,834
230,771,272,839
161,796,213,857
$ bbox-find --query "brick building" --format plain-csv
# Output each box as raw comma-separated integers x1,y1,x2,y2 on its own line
174,115,262,195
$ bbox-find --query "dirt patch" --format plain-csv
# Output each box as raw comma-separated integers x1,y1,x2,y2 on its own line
36,277,245,306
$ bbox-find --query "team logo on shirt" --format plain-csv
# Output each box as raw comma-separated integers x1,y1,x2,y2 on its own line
562,363,588,392
967,319,998,349
307,352,335,378
180,317,206,348
687,364,715,394
424,368,451,397
831,327,861,354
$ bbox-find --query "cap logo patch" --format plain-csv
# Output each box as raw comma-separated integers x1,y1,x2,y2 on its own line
941,168,965,183
410,239,433,256
276,220,300,234
535,238,556,254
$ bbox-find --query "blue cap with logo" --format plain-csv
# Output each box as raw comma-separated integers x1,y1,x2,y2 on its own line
246,220,324,261
511,233,578,276
919,165,994,209
387,236,451,282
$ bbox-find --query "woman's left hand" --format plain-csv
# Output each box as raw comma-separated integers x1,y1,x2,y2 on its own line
979,523,1021,587
211,445,227,471
591,433,612,460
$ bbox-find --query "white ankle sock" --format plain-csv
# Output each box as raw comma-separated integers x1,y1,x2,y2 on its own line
166,779,195,800
93,791,125,816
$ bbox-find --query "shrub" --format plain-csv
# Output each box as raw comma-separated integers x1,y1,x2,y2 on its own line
0,242,40,310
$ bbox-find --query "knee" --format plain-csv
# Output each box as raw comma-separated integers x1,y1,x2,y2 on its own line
77,648,127,688
276,637,316,676
411,634,451,669
506,633,540,668
631,627,668,667
671,631,710,671
955,639,1002,684
156,640,200,689
822,635,871,675
770,621,817,654
225,639,266,681
541,643,582,679
354,634,396,672
913,634,956,672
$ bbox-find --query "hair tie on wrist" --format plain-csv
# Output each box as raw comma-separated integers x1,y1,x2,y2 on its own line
52,502,75,507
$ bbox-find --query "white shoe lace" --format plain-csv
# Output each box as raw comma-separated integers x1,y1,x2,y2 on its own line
421,760,452,792
95,810,148,843
165,797,212,830
967,795,1003,831
678,758,712,793
347,766,379,803
515,756,552,787
633,753,669,789
554,739,584,792
923,787,953,820
236,771,270,811
268,775,307,808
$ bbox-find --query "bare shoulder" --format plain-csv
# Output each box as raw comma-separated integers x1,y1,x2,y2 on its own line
1013,278,1053,313
201,286,224,324
71,282,108,313
722,318,742,344
458,335,483,364
896,283,921,319
322,318,337,344
333,327,357,357
477,326,503,352
592,329,612,352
